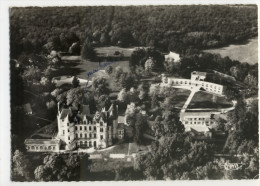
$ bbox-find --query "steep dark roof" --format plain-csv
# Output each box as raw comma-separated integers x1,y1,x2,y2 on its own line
60,109,72,120
80,104,90,116
117,123,125,130
100,112,107,122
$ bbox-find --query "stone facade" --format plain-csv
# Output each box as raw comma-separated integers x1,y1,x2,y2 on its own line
56,104,123,150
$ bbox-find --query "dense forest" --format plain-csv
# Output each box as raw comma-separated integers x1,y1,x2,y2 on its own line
10,5,257,58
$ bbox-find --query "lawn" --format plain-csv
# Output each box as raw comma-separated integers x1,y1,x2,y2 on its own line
57,48,131,91
188,91,233,109
59,46,134,80
128,143,150,154
97,142,130,156
171,88,191,108
150,85,191,109
30,120,57,139
89,159,133,172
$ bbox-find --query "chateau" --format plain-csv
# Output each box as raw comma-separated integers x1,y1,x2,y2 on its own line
25,103,125,152
162,71,225,95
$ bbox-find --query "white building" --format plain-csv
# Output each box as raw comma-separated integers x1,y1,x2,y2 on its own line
162,71,225,95
164,51,180,63
24,139,61,152
179,112,214,137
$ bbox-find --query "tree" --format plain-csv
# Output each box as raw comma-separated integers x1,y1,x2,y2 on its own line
81,41,97,61
34,154,87,181
97,95,111,111
114,167,143,180
117,88,128,103
92,77,110,97
12,150,31,181
134,113,147,145
119,72,137,91
105,65,113,75
66,87,82,109
21,66,41,82
144,58,155,72
72,76,80,88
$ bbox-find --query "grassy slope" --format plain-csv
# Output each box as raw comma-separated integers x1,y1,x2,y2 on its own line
188,91,233,109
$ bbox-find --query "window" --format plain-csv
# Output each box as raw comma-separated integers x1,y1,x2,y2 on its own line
176,81,178,84
40,146,43,150
27,146,30,150
94,134,96,138
194,122,196,124
185,81,187,84
185,121,188,124
94,141,96,147
194,118,197,120
36,146,38,150
84,121,86,124
100,128,103,132
45,146,47,150
90,133,92,138
89,126,92,130
53,146,55,150
85,134,87,138
75,126,77,130
94,126,96,131
89,141,92,147
68,136,70,140
100,135,103,139
31,146,35,150
180,81,182,84
206,84,208,87
48,146,51,150
62,119,64,122
80,126,82,130
84,126,86,130
67,123,69,126
63,130,65,135
80,133,82,138
68,129,70,132
76,134,78,138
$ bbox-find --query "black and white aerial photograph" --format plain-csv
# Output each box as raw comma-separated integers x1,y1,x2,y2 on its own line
2,1,259,183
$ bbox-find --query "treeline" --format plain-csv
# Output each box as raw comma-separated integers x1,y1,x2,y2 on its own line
10,5,257,58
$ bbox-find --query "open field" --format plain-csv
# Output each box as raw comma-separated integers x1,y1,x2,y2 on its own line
204,37,258,64
188,91,233,109
56,46,135,90
96,46,138,57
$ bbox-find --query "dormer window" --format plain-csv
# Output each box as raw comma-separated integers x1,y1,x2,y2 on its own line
100,121,103,126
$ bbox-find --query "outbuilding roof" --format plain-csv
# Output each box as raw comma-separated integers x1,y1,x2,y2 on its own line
24,139,60,145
